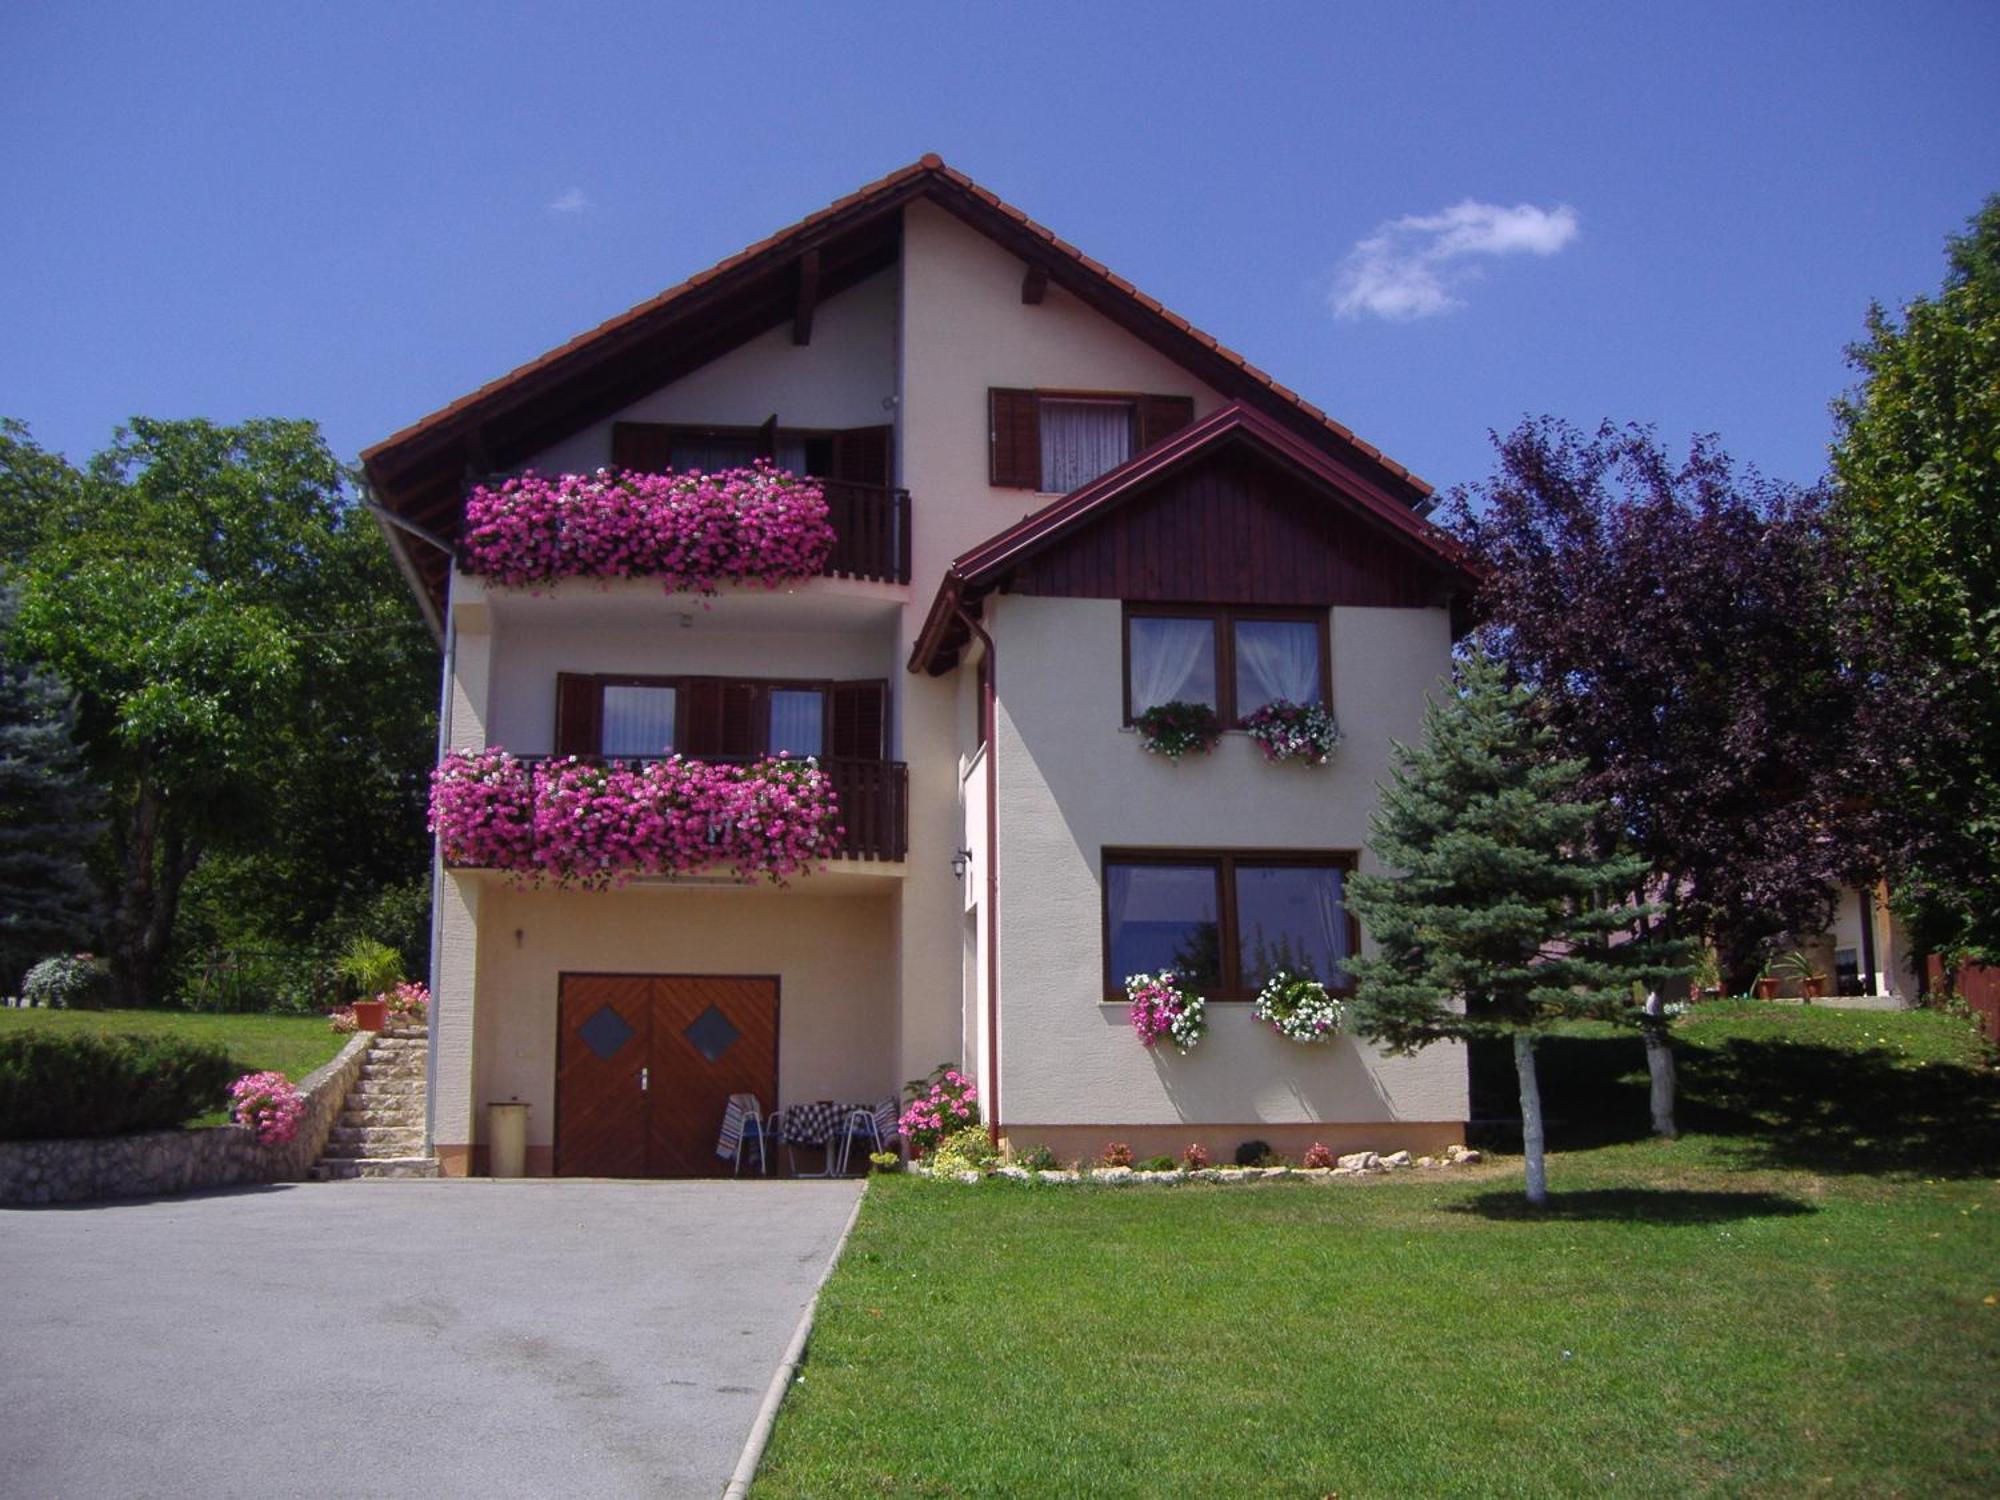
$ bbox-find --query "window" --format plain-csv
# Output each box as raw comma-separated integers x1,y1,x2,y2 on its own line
612,421,892,487
555,674,884,762
1124,607,1327,724
1103,851,1357,999
989,389,1196,492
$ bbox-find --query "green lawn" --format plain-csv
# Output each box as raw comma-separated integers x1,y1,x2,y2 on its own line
756,1004,2000,1498
0,1008,350,1126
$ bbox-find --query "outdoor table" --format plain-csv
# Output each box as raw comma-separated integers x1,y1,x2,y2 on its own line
777,1100,871,1176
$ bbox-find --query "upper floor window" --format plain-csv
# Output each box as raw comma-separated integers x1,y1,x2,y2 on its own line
989,389,1195,492
1124,606,1327,725
613,421,892,487
556,673,884,762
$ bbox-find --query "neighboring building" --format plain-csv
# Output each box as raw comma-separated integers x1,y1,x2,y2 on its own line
364,155,1481,1176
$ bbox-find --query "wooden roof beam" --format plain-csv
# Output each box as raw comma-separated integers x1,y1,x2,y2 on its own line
1021,263,1048,305
792,248,820,345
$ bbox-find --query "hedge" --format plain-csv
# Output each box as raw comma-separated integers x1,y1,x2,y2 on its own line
0,1031,239,1141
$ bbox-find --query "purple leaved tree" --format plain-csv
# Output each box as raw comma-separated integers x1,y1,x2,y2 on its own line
1446,420,1888,1136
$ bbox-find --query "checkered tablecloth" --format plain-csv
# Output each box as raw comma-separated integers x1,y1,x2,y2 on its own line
778,1101,866,1147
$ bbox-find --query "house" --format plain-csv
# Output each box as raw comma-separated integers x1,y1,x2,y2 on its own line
363,155,1482,1176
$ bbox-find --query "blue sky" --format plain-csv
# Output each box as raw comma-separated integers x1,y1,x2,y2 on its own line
3,2,1995,497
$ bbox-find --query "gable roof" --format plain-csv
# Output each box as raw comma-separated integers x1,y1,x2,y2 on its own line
909,400,1480,675
362,154,1436,625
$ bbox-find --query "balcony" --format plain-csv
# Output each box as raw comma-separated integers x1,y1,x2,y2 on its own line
819,480,911,585
430,750,907,886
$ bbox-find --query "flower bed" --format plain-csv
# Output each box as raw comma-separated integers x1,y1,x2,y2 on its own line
429,749,842,887
913,1143,1485,1184
460,464,835,593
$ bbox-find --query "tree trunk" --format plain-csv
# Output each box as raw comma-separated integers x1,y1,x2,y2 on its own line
104,776,201,1007
1642,989,1678,1138
1514,1030,1548,1206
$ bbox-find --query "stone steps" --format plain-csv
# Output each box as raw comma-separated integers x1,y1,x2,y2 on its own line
311,1030,438,1181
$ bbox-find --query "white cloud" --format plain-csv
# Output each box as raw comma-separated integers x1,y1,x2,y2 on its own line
548,187,593,215
1332,199,1580,320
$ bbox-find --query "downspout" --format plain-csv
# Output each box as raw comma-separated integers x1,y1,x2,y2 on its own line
425,577,456,1156
955,602,1001,1149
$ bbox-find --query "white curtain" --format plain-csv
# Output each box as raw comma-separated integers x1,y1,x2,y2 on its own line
1040,400,1132,492
768,689,824,758
1234,619,1321,714
601,685,676,757
1128,617,1215,714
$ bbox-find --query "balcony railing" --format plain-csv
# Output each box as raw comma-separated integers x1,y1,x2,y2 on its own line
819,480,911,585
820,756,909,861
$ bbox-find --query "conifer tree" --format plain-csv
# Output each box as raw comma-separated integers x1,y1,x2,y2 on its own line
1348,650,1687,1205
0,587,102,990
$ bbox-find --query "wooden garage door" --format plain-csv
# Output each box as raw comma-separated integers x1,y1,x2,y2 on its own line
556,974,779,1178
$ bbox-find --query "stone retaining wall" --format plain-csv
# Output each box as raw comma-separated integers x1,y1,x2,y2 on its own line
0,1031,376,1207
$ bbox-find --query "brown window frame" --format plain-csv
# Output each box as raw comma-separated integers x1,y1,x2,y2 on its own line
557,673,887,762
1100,848,1361,1002
1121,604,1332,728
988,389,1196,491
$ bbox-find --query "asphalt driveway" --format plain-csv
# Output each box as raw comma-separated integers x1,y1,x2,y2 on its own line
0,1178,862,1499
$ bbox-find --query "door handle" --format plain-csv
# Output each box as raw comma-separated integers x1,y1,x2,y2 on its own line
640,1067,649,1093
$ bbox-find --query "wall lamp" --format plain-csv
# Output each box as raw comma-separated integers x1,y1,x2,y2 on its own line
951,847,973,879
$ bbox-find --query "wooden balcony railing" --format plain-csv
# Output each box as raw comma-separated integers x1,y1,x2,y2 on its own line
819,481,911,585
821,756,909,862
499,755,908,867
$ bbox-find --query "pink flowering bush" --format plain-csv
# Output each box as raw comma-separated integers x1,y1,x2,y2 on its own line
1182,1142,1210,1171
1126,970,1207,1053
329,1006,358,1035
386,981,429,1025
461,464,835,594
230,1071,306,1146
899,1064,979,1156
429,750,842,887
1303,1142,1337,1170
1241,699,1341,765
1099,1141,1135,1168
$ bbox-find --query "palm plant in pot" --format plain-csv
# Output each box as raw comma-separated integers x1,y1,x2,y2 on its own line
335,937,404,1032
1768,948,1827,1002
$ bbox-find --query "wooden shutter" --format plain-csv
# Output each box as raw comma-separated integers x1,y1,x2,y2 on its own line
554,674,603,756
828,680,887,761
1136,395,1196,451
988,388,1041,489
829,425,892,486
611,422,677,473
682,680,761,760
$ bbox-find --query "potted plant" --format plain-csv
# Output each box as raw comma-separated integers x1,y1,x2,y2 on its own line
1769,949,1826,1002
335,937,404,1032
1132,701,1224,761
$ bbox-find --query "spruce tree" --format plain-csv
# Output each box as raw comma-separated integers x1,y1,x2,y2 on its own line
1348,649,1687,1205
0,587,103,991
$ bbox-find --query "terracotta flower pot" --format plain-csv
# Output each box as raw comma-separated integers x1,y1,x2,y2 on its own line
1753,977,1781,1001
1802,975,1825,1001
352,999,389,1031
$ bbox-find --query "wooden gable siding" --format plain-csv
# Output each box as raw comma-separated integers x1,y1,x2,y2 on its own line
1003,445,1444,607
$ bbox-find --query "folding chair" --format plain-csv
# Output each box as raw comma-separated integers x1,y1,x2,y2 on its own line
831,1098,903,1176
715,1094,772,1176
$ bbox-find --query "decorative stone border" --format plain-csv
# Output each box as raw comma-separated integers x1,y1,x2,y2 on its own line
0,1031,376,1207
914,1144,1485,1184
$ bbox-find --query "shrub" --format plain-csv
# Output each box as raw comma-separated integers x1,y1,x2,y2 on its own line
1011,1142,1060,1172
0,1030,238,1140
1136,1154,1178,1172
385,980,429,1025
899,1063,980,1155
1234,1139,1271,1167
867,1151,903,1174
329,1006,358,1035
1100,1141,1135,1168
924,1125,996,1179
229,1071,306,1145
1182,1142,1210,1170
1303,1142,1336,1169
22,953,109,1010
181,947,332,1015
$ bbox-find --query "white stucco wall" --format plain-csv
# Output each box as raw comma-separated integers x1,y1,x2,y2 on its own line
528,267,901,476
989,593,1466,1129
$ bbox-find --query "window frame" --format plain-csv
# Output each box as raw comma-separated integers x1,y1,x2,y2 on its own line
1100,848,1360,1003
1121,604,1331,728
559,673,882,762
988,389,1196,492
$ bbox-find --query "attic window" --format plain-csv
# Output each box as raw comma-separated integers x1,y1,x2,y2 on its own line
989,389,1195,492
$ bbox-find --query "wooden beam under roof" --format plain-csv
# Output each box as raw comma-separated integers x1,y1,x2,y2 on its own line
1021,263,1048,305
793,248,821,345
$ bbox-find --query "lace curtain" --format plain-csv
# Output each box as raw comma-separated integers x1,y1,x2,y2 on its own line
602,685,677,757
768,689,824,758
1234,620,1321,715
1040,400,1132,492
1128,617,1216,714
